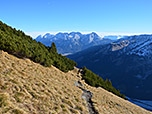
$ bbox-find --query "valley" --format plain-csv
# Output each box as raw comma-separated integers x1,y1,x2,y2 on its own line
68,35,152,110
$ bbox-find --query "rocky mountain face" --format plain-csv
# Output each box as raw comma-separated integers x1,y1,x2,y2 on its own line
68,35,152,101
35,32,114,54
0,51,151,114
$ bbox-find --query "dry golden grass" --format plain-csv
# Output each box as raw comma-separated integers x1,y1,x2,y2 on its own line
0,50,151,114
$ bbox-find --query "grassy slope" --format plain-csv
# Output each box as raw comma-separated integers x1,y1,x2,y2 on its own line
0,51,151,114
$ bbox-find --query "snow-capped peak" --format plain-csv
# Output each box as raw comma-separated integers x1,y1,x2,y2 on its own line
111,35,152,57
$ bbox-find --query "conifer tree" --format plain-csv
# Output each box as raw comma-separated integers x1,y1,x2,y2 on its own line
51,42,57,53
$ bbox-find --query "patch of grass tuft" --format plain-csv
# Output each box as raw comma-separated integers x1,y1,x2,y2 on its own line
0,93,8,107
62,99,73,107
75,105,83,111
14,92,24,102
12,109,24,114
61,104,65,108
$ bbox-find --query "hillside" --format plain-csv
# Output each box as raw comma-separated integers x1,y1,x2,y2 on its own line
0,20,126,99
0,51,151,114
0,21,76,72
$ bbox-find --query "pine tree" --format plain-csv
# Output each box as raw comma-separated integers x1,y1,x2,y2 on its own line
51,42,57,53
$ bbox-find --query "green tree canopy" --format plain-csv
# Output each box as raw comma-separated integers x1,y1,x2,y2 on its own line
0,20,77,72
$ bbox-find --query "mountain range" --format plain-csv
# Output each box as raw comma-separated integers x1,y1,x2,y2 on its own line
68,34,152,102
35,32,126,54
1,20,152,113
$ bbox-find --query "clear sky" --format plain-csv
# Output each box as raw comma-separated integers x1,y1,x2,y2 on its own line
0,0,152,37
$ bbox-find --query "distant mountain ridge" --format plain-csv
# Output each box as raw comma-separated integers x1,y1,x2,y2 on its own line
68,34,152,103
35,32,125,54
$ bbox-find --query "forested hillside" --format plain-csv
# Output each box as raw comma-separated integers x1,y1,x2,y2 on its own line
0,20,125,100
81,67,126,99
0,21,76,72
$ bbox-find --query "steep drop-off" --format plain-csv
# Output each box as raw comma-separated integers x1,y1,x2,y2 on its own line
68,35,152,100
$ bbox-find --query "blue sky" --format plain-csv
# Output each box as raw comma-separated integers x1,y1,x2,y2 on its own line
0,0,152,37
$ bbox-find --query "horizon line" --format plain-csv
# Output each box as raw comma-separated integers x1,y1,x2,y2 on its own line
25,31,152,38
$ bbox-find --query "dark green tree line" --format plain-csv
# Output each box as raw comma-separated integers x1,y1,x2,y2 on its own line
0,21,77,72
81,67,126,99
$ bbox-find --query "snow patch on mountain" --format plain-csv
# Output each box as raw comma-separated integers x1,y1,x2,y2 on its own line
109,35,152,57
124,35,152,57
69,35,73,38
73,34,80,41
89,35,94,43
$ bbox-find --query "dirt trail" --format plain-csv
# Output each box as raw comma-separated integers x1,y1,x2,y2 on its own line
80,87,98,114
75,79,98,114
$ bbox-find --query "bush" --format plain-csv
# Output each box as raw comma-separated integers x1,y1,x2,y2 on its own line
81,67,126,99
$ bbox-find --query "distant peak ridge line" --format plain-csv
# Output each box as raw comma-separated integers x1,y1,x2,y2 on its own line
35,32,127,54
35,32,127,40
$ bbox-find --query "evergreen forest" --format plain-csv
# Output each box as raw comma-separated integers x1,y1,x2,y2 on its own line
81,67,126,99
0,21,77,72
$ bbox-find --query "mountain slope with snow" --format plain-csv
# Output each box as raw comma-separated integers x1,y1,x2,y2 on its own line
68,34,152,102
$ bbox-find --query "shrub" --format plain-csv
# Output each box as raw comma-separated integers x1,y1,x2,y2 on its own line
81,67,126,99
